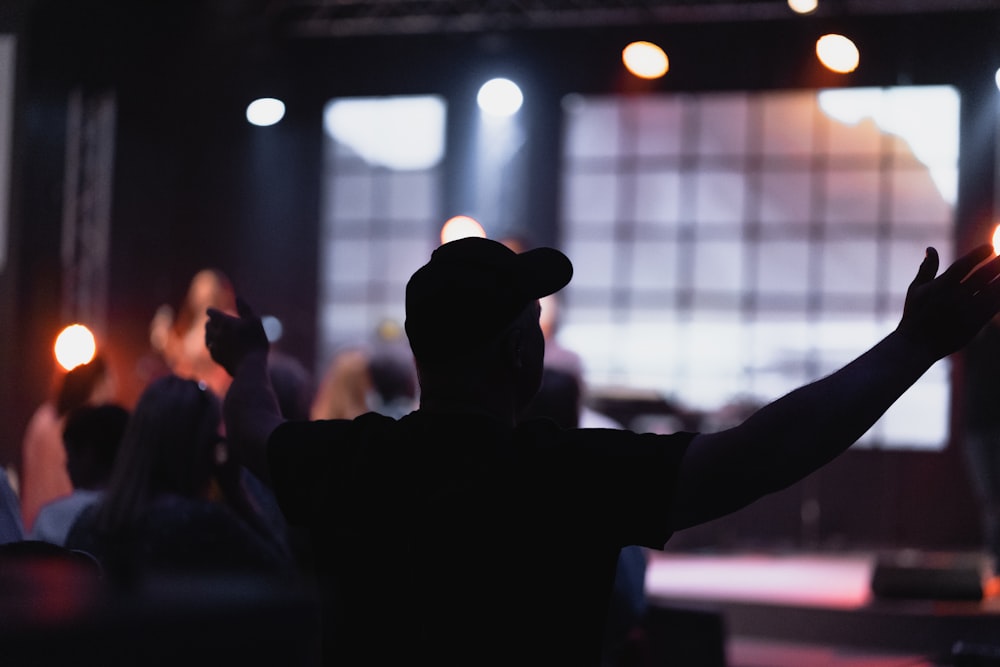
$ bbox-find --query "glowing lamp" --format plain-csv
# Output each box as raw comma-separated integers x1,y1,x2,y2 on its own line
788,0,818,14
477,79,523,117
440,215,486,244
992,223,1000,255
622,41,669,80
54,324,96,371
816,34,860,74
246,98,286,127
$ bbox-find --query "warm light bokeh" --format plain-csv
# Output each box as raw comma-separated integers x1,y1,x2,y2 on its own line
622,41,669,80
992,223,1000,255
816,34,860,74
788,0,818,14
440,215,486,244
54,323,97,371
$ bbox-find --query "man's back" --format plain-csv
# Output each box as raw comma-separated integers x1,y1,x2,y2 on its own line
206,238,1000,666
268,410,693,665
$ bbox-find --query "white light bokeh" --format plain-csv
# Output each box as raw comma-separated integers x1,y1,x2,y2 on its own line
477,78,524,117
818,85,959,204
246,97,286,127
261,315,283,343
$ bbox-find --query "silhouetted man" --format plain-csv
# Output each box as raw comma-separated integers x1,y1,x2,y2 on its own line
206,237,1000,667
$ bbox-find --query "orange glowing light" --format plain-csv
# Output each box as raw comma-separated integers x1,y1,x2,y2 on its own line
440,215,486,244
54,324,97,371
816,34,860,74
992,224,1000,255
788,0,818,14
622,41,669,80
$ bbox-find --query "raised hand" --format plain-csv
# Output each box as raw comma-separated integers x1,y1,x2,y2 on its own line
897,244,1000,360
205,297,270,377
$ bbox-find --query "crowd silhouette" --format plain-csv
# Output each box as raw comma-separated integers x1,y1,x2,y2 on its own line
2,238,1000,667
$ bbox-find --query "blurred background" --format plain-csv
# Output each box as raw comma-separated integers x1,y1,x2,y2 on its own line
2,0,1000,554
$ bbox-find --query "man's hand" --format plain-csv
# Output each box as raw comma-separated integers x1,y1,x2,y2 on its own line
896,244,1000,361
205,297,270,377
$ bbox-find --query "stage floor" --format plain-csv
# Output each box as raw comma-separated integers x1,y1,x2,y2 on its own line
644,550,1000,667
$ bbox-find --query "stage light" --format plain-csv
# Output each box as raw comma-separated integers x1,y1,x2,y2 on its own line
788,0,818,14
54,324,96,371
816,34,859,74
992,223,1000,255
622,41,669,80
477,78,523,117
440,215,486,244
261,315,283,343
246,97,286,126
995,67,1000,92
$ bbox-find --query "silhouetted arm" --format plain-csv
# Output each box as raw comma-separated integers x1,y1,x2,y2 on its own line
205,299,284,486
669,245,1000,530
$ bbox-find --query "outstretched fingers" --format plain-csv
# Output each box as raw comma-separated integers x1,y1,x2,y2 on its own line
910,246,940,289
959,250,1000,295
940,244,995,286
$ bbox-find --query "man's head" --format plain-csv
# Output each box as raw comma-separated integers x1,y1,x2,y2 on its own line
404,237,573,369
63,403,129,490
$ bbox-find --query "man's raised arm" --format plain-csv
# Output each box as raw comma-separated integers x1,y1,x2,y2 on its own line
205,298,284,486
669,245,1000,531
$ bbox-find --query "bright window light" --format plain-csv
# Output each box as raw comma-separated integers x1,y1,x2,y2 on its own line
246,97,286,127
324,96,446,170
818,85,959,204
477,78,523,117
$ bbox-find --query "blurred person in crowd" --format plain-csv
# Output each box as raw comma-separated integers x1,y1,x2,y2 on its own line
0,465,23,544
20,355,116,533
30,403,129,546
311,319,418,421
150,268,236,398
66,375,291,584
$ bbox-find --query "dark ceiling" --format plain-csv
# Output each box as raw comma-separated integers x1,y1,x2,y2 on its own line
267,0,1000,37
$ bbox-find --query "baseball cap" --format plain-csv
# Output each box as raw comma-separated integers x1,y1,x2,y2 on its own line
405,237,573,363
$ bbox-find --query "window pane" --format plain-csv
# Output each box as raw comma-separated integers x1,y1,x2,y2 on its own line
559,86,958,450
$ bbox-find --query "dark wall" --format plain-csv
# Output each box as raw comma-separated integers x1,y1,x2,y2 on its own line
4,2,1000,551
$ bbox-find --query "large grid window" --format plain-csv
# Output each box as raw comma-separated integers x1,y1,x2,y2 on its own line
317,96,446,372
558,87,958,450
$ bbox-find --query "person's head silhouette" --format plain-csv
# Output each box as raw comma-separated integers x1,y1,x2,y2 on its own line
403,237,573,417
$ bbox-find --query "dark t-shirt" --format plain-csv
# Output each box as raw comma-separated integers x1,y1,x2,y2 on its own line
268,410,695,666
